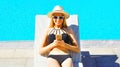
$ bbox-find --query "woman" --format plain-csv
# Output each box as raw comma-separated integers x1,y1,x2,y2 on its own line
39,5,80,67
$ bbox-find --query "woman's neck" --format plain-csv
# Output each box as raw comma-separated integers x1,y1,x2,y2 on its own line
54,25,62,29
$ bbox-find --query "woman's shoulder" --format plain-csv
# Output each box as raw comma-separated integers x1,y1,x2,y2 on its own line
63,27,73,33
45,28,54,33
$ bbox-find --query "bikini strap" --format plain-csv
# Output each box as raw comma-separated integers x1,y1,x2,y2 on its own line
48,28,55,34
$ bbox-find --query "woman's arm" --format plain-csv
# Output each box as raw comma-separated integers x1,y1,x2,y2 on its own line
39,28,56,56
66,28,80,53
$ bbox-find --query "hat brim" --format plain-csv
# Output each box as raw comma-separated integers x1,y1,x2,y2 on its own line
48,11,69,19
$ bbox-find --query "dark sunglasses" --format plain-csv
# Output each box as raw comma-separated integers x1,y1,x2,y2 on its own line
52,16,64,19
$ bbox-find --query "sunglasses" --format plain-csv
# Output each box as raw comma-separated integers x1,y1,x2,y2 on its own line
52,16,64,19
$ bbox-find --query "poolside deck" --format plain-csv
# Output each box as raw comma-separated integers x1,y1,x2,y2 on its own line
0,40,119,67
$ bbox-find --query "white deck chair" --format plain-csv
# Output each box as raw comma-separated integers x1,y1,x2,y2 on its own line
34,15,83,67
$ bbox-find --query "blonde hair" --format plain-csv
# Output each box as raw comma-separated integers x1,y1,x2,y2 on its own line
49,17,68,28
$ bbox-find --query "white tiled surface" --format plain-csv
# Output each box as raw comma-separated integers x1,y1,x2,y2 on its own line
14,48,33,58
0,41,33,48
81,47,115,55
0,41,33,67
0,48,14,58
26,58,33,67
0,58,26,67
0,58,33,67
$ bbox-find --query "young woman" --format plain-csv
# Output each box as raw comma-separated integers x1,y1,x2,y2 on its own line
39,5,80,67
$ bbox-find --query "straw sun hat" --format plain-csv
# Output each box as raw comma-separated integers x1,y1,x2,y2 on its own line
48,5,70,19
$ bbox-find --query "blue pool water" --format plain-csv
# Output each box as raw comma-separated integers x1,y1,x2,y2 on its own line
0,0,120,41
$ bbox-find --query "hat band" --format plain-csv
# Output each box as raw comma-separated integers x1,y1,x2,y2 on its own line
54,10,64,11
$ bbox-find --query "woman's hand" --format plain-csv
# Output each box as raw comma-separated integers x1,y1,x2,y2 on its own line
53,40,66,48
52,40,69,52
